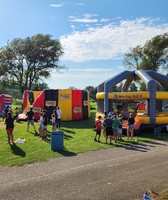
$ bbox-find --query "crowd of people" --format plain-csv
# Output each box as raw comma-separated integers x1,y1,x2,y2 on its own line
4,106,62,144
26,106,62,140
94,110,135,144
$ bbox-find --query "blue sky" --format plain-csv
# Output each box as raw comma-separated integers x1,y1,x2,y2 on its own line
0,0,168,89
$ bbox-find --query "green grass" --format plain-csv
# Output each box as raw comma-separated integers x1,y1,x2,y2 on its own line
2,102,168,199
0,105,168,168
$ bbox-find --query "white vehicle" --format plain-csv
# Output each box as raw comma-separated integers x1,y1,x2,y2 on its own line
162,104,168,111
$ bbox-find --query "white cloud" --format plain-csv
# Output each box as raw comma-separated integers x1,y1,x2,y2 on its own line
70,25,76,30
100,18,110,22
68,13,110,24
70,18,98,23
49,69,116,80
70,68,114,73
60,18,168,62
49,4,64,8
69,14,99,23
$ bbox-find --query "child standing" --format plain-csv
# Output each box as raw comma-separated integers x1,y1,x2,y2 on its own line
94,116,102,142
5,112,15,144
39,112,43,137
51,112,57,131
118,114,123,141
42,109,48,139
112,115,120,143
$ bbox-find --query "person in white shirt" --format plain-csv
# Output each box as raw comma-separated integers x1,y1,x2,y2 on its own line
39,112,43,137
56,106,62,129
51,112,57,131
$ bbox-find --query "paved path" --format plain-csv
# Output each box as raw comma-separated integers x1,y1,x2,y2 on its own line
0,140,168,200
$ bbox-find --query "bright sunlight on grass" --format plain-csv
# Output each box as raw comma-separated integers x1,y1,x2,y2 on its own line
0,104,168,168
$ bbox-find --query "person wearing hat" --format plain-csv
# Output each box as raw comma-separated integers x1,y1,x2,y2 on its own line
5,112,15,144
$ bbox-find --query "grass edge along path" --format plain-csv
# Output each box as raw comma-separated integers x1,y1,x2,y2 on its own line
0,109,168,168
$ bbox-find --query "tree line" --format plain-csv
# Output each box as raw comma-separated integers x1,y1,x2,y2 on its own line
0,32,167,100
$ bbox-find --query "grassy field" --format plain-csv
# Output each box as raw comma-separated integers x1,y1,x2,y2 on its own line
1,103,168,199
1,104,168,168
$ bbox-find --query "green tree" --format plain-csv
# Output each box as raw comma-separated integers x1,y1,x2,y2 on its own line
32,82,49,91
116,82,123,91
0,34,64,94
139,82,147,91
85,86,97,101
129,82,138,91
123,33,168,71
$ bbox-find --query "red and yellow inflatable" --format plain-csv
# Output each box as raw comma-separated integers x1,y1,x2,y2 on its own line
20,89,90,121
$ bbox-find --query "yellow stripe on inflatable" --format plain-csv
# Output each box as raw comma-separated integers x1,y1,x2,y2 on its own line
96,92,150,100
33,91,41,99
58,90,72,121
156,116,168,124
156,92,168,100
96,92,104,99
136,115,150,124
108,92,150,100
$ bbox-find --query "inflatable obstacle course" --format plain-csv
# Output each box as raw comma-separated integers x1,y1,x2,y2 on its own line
0,94,12,111
96,70,168,127
20,89,90,121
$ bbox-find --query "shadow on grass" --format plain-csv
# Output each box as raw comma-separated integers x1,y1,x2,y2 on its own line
61,111,96,129
57,148,77,157
47,129,75,141
61,128,76,134
10,143,26,157
112,134,168,152
29,131,39,137
64,134,73,140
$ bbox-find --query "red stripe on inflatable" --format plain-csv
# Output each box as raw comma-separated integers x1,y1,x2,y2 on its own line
72,90,82,120
33,91,45,121
22,90,28,111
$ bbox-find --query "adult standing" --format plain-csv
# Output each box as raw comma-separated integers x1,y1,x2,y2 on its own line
127,113,135,139
5,112,14,144
56,106,62,129
26,107,37,133
103,114,113,144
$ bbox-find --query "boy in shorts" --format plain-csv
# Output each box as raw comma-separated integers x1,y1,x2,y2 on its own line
94,116,102,142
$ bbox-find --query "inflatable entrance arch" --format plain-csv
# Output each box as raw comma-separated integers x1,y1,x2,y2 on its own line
96,70,168,126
